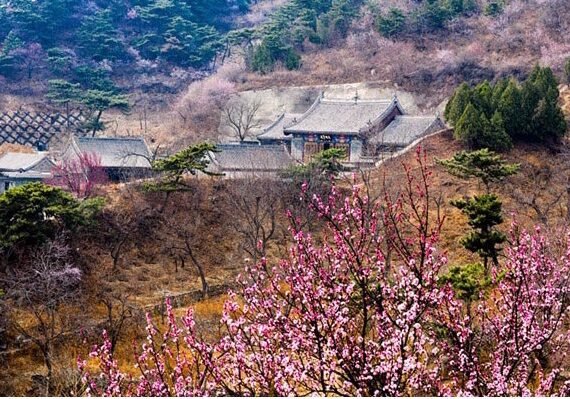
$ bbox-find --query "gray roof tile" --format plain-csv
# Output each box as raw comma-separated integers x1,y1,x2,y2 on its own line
284,96,399,135
0,152,50,171
257,113,303,141
209,144,295,172
370,116,445,146
71,137,152,168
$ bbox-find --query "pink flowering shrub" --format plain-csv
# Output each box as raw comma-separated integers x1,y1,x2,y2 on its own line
80,148,570,396
49,152,108,198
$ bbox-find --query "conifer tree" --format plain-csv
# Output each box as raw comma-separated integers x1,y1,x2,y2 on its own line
472,80,494,118
445,82,472,125
437,148,519,193
451,194,506,271
497,79,522,138
77,10,124,62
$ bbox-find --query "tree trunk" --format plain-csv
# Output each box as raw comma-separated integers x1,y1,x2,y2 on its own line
187,247,208,298
42,346,53,396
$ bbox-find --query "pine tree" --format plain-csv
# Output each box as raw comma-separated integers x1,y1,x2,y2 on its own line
497,79,523,138
377,8,406,38
479,111,512,152
77,10,125,62
454,103,484,148
472,80,494,118
451,194,506,271
445,82,472,125
436,148,519,192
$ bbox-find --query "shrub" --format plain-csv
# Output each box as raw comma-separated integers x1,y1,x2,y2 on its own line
484,1,504,16
377,8,406,38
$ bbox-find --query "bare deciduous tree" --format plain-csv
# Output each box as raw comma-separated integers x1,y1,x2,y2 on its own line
99,292,133,355
223,98,262,142
159,191,211,298
227,177,284,262
4,237,82,395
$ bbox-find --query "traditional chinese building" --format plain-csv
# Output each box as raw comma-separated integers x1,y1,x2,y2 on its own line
0,152,54,193
61,136,152,181
279,93,444,164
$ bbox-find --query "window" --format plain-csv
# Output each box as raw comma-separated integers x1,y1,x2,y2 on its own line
4,181,11,191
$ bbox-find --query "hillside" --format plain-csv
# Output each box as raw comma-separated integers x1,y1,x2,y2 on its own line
1,0,568,148
2,0,570,396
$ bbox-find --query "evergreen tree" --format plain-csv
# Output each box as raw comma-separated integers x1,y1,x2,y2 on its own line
0,182,103,253
451,194,506,271
497,79,523,138
251,43,274,74
436,148,519,193
77,10,125,62
146,143,220,192
444,82,472,125
46,79,81,117
491,78,508,109
454,103,484,148
377,8,406,38
472,80,494,118
80,90,130,136
478,111,512,152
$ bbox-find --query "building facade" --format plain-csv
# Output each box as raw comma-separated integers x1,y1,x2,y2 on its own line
274,93,445,165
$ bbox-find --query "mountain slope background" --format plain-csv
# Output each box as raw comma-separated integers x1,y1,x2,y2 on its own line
0,0,568,149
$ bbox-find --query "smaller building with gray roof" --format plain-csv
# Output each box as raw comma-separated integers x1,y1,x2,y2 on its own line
0,152,55,193
61,136,152,181
207,143,296,178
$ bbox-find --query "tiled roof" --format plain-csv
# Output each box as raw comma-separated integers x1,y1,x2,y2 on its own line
1,170,52,179
69,137,152,168
284,95,401,135
369,116,445,146
208,144,295,172
0,152,49,171
257,113,303,141
0,110,86,149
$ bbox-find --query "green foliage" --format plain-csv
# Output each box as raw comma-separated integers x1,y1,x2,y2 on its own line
146,143,220,192
249,0,363,72
46,47,76,75
1,31,24,55
440,263,490,301
77,10,125,62
451,194,506,269
47,79,81,106
377,8,406,38
413,1,450,32
446,66,567,148
436,148,519,192
565,58,570,84
0,182,103,252
0,0,250,80
445,83,472,125
80,89,130,135
484,1,504,16
373,0,478,37
454,103,512,151
283,148,347,181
